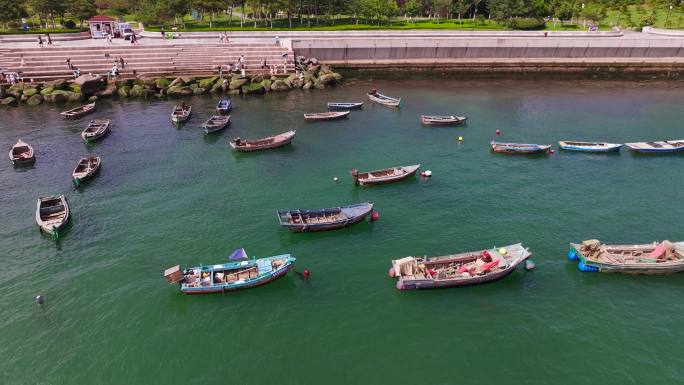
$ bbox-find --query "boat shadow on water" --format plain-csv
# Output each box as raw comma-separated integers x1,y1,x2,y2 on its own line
202,129,228,144
276,220,375,246
231,144,296,158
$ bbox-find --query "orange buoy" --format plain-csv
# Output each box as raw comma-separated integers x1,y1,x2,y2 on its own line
372,211,379,221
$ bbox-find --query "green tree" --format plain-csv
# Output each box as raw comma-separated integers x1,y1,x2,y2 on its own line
68,0,97,29
0,0,27,29
405,0,421,21
379,0,398,24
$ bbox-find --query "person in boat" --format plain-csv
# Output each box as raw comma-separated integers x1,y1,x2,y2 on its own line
369,88,377,95
234,138,242,146
180,101,187,110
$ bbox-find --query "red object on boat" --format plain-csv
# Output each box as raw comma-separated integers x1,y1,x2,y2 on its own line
482,260,500,271
458,265,469,273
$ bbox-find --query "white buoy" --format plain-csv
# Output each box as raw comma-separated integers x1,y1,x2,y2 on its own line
333,177,339,182
424,170,432,177
35,295,44,305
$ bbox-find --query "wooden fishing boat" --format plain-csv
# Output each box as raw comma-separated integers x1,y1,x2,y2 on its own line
164,252,296,294
558,141,622,152
216,98,232,115
202,115,231,134
303,111,350,122
490,140,551,154
229,130,296,152
276,202,374,233
72,156,101,186
389,243,531,290
35,194,69,239
568,239,684,274
60,102,95,119
420,115,467,126
351,164,421,186
624,140,684,153
9,139,35,165
328,102,363,110
81,119,110,142
171,104,191,123
367,90,401,107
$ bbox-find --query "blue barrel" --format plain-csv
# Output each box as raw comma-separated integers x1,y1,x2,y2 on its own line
566,249,579,261
577,261,599,272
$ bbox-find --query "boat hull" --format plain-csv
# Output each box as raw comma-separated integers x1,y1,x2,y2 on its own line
328,102,363,110
569,244,684,275
398,265,519,290
558,142,622,152
277,202,374,233
181,263,293,294
284,213,370,232
421,116,467,126
491,141,551,154
353,165,421,186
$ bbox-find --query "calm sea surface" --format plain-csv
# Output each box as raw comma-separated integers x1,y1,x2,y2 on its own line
1,79,684,385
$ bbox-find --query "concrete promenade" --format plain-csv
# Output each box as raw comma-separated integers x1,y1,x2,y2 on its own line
3,29,684,80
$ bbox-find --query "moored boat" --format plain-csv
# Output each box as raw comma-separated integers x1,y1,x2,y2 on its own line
303,111,350,122
328,102,363,110
420,115,467,126
351,164,421,186
568,239,684,274
9,139,35,165
72,156,101,186
276,202,374,232
490,140,551,154
35,194,69,240
624,140,684,153
81,119,110,142
164,249,296,294
389,243,531,290
367,89,401,107
558,141,622,152
202,115,231,134
216,98,232,115
171,103,192,123
229,130,296,152
60,102,95,119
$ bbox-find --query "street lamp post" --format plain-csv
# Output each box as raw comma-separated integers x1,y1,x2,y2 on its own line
665,5,673,28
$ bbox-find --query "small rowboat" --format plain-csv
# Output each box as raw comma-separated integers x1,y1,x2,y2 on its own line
389,243,531,290
202,115,231,134
624,140,684,153
558,141,622,152
367,90,401,107
351,164,421,186
171,104,192,123
328,102,363,110
60,102,95,119
276,202,374,233
303,111,350,121
35,194,69,240
164,250,296,294
216,98,232,115
72,156,101,186
229,130,296,152
421,115,467,126
490,141,551,154
9,139,35,165
568,239,684,275
81,119,110,142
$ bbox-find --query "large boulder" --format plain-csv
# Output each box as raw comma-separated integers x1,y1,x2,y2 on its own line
290,79,303,89
332,72,343,82
45,90,70,103
1,96,17,105
193,87,207,95
129,84,147,98
40,87,54,96
74,74,106,95
250,75,264,83
260,79,272,92
23,87,38,97
198,76,217,88
270,80,290,92
318,73,338,86
229,78,248,90
166,85,192,96
155,77,170,89
88,95,98,102
210,82,223,93
68,92,83,102
26,94,43,105
302,81,313,90
180,76,195,84
169,76,184,87
306,65,321,76
95,83,117,97
242,83,265,95
8,84,23,98
137,75,156,88
52,79,67,90
228,88,241,95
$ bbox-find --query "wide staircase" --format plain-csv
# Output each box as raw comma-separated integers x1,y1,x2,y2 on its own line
0,43,295,81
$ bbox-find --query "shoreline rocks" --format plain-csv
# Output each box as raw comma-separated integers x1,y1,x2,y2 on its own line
0,57,342,108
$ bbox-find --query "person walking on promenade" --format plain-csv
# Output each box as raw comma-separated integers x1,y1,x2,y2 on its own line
46,33,52,45
161,26,165,39
119,57,125,69
224,31,229,44
38,35,43,47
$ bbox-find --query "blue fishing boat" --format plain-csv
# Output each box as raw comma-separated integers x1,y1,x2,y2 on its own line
216,98,232,115
490,140,551,154
624,140,684,153
164,248,295,294
558,141,622,153
276,202,374,232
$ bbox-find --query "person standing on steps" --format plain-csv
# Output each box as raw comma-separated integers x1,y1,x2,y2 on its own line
119,57,125,69
38,35,43,47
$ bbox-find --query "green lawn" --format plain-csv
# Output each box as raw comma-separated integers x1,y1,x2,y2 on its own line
604,6,684,29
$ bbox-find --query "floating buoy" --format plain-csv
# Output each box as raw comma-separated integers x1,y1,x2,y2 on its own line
396,281,405,290
578,261,599,272
525,259,536,271
566,249,579,261
458,136,463,142
495,129,501,136
303,269,311,279
333,177,339,182
35,295,44,305
421,170,432,177
371,211,379,221
388,267,396,278
498,248,507,256
549,149,555,154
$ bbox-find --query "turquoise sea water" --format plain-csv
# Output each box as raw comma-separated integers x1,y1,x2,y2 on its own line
1,79,684,385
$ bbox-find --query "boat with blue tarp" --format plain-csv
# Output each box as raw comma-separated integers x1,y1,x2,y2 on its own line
568,239,684,274
216,98,232,114
164,248,296,294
